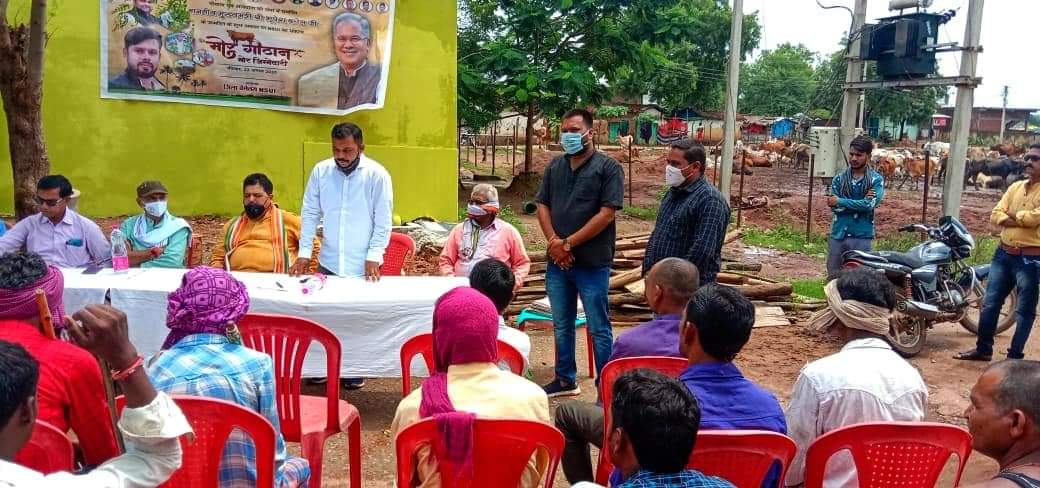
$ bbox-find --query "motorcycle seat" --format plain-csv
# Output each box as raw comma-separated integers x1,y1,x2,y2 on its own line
844,249,925,270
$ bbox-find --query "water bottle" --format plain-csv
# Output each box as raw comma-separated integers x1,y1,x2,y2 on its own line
110,226,129,274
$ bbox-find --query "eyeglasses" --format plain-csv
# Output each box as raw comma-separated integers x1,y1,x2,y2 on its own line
33,196,62,207
337,36,369,45
1025,155,1040,162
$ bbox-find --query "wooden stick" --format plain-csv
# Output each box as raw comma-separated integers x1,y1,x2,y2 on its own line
724,228,745,244
34,289,55,340
96,357,126,453
608,268,644,290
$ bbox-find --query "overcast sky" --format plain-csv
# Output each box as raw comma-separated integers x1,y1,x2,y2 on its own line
744,0,1033,109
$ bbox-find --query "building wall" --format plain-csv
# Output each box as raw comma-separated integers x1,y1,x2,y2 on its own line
0,1,458,221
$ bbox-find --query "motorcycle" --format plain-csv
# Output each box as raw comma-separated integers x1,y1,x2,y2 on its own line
842,216,1015,357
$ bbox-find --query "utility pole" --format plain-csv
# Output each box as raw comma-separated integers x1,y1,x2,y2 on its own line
839,0,868,164
720,0,743,201
999,85,1008,141
942,0,984,218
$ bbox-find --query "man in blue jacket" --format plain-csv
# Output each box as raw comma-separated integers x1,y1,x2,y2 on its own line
826,136,885,279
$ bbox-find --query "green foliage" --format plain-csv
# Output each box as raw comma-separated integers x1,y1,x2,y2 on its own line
743,224,827,258
458,0,762,135
810,49,847,119
637,110,659,124
623,206,658,221
792,278,826,300
596,105,629,118
864,63,944,129
157,0,190,31
740,43,817,116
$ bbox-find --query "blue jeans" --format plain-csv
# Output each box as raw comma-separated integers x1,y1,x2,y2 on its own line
827,237,872,280
546,262,613,384
976,248,1040,359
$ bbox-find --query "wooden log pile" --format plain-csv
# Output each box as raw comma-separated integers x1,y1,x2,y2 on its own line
507,230,823,325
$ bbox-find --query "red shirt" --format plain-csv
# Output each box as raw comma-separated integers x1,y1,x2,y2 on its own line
0,320,120,465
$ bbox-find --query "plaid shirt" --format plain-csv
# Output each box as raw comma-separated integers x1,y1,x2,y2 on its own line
617,469,735,488
147,334,310,488
644,177,730,284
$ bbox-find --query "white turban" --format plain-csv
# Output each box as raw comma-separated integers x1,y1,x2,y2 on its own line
807,279,892,335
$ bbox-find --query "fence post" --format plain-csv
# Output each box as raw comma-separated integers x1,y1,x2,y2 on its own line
807,154,816,242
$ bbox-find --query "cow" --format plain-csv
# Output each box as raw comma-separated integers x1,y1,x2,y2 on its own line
532,126,550,149
992,143,1026,158
899,156,939,191
227,30,255,44
967,157,1025,190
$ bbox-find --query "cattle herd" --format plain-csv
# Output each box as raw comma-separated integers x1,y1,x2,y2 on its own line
708,138,1031,192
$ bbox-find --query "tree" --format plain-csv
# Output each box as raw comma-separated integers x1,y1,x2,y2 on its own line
739,43,816,116
809,48,848,120
612,3,761,112
458,0,760,173
0,0,50,219
863,64,944,138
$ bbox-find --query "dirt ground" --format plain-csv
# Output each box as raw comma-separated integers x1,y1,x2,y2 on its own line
36,146,1013,486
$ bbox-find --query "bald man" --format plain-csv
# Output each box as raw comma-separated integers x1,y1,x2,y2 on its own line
610,257,700,360
963,360,1040,487
555,257,700,483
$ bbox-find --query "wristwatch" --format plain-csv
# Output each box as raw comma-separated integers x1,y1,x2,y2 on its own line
562,238,572,252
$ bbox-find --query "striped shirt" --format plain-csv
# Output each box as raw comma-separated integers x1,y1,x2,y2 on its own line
147,334,310,487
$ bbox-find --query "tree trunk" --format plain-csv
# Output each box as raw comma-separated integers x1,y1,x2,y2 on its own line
523,101,535,174
0,0,50,220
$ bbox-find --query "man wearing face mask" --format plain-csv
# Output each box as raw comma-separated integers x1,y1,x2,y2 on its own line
439,184,531,289
535,108,625,398
643,140,730,285
118,181,191,268
825,136,884,280
210,173,320,273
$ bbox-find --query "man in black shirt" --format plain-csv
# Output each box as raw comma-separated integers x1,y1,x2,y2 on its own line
643,140,730,284
535,108,625,397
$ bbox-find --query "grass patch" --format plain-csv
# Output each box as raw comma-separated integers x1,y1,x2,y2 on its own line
623,206,659,221
743,224,828,259
792,278,826,300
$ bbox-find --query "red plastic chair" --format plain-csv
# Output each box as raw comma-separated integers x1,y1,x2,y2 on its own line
396,418,564,488
595,356,689,485
804,421,973,488
691,430,797,488
116,395,275,488
381,232,416,276
238,313,362,488
400,332,526,397
14,420,75,474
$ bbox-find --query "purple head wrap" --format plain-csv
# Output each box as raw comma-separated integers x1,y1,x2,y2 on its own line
162,267,249,349
419,287,500,480
0,266,65,329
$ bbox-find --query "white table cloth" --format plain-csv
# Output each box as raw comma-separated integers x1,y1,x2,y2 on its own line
61,268,467,377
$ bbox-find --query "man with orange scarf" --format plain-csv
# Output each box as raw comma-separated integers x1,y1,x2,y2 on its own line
211,173,319,273
391,287,550,487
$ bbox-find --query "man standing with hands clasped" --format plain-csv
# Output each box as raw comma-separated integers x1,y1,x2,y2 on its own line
535,108,625,397
292,122,393,281
825,136,885,280
956,144,1040,362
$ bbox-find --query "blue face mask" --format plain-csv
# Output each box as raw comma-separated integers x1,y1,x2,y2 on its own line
561,130,588,155
144,200,167,218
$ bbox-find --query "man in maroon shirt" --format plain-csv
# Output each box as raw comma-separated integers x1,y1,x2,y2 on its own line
0,252,119,466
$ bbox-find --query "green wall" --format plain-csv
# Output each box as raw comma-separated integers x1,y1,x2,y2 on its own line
0,1,458,220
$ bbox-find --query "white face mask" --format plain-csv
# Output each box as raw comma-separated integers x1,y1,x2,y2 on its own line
665,165,687,187
144,200,167,218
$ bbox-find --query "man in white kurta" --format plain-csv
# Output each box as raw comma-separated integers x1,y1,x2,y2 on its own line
291,122,393,280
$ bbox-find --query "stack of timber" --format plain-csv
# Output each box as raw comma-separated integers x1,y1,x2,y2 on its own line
507,230,824,325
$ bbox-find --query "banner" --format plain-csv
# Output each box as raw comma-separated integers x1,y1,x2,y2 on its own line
100,0,395,115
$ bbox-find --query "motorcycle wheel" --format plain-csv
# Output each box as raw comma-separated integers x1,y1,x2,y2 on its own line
888,314,927,358
959,284,1017,336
